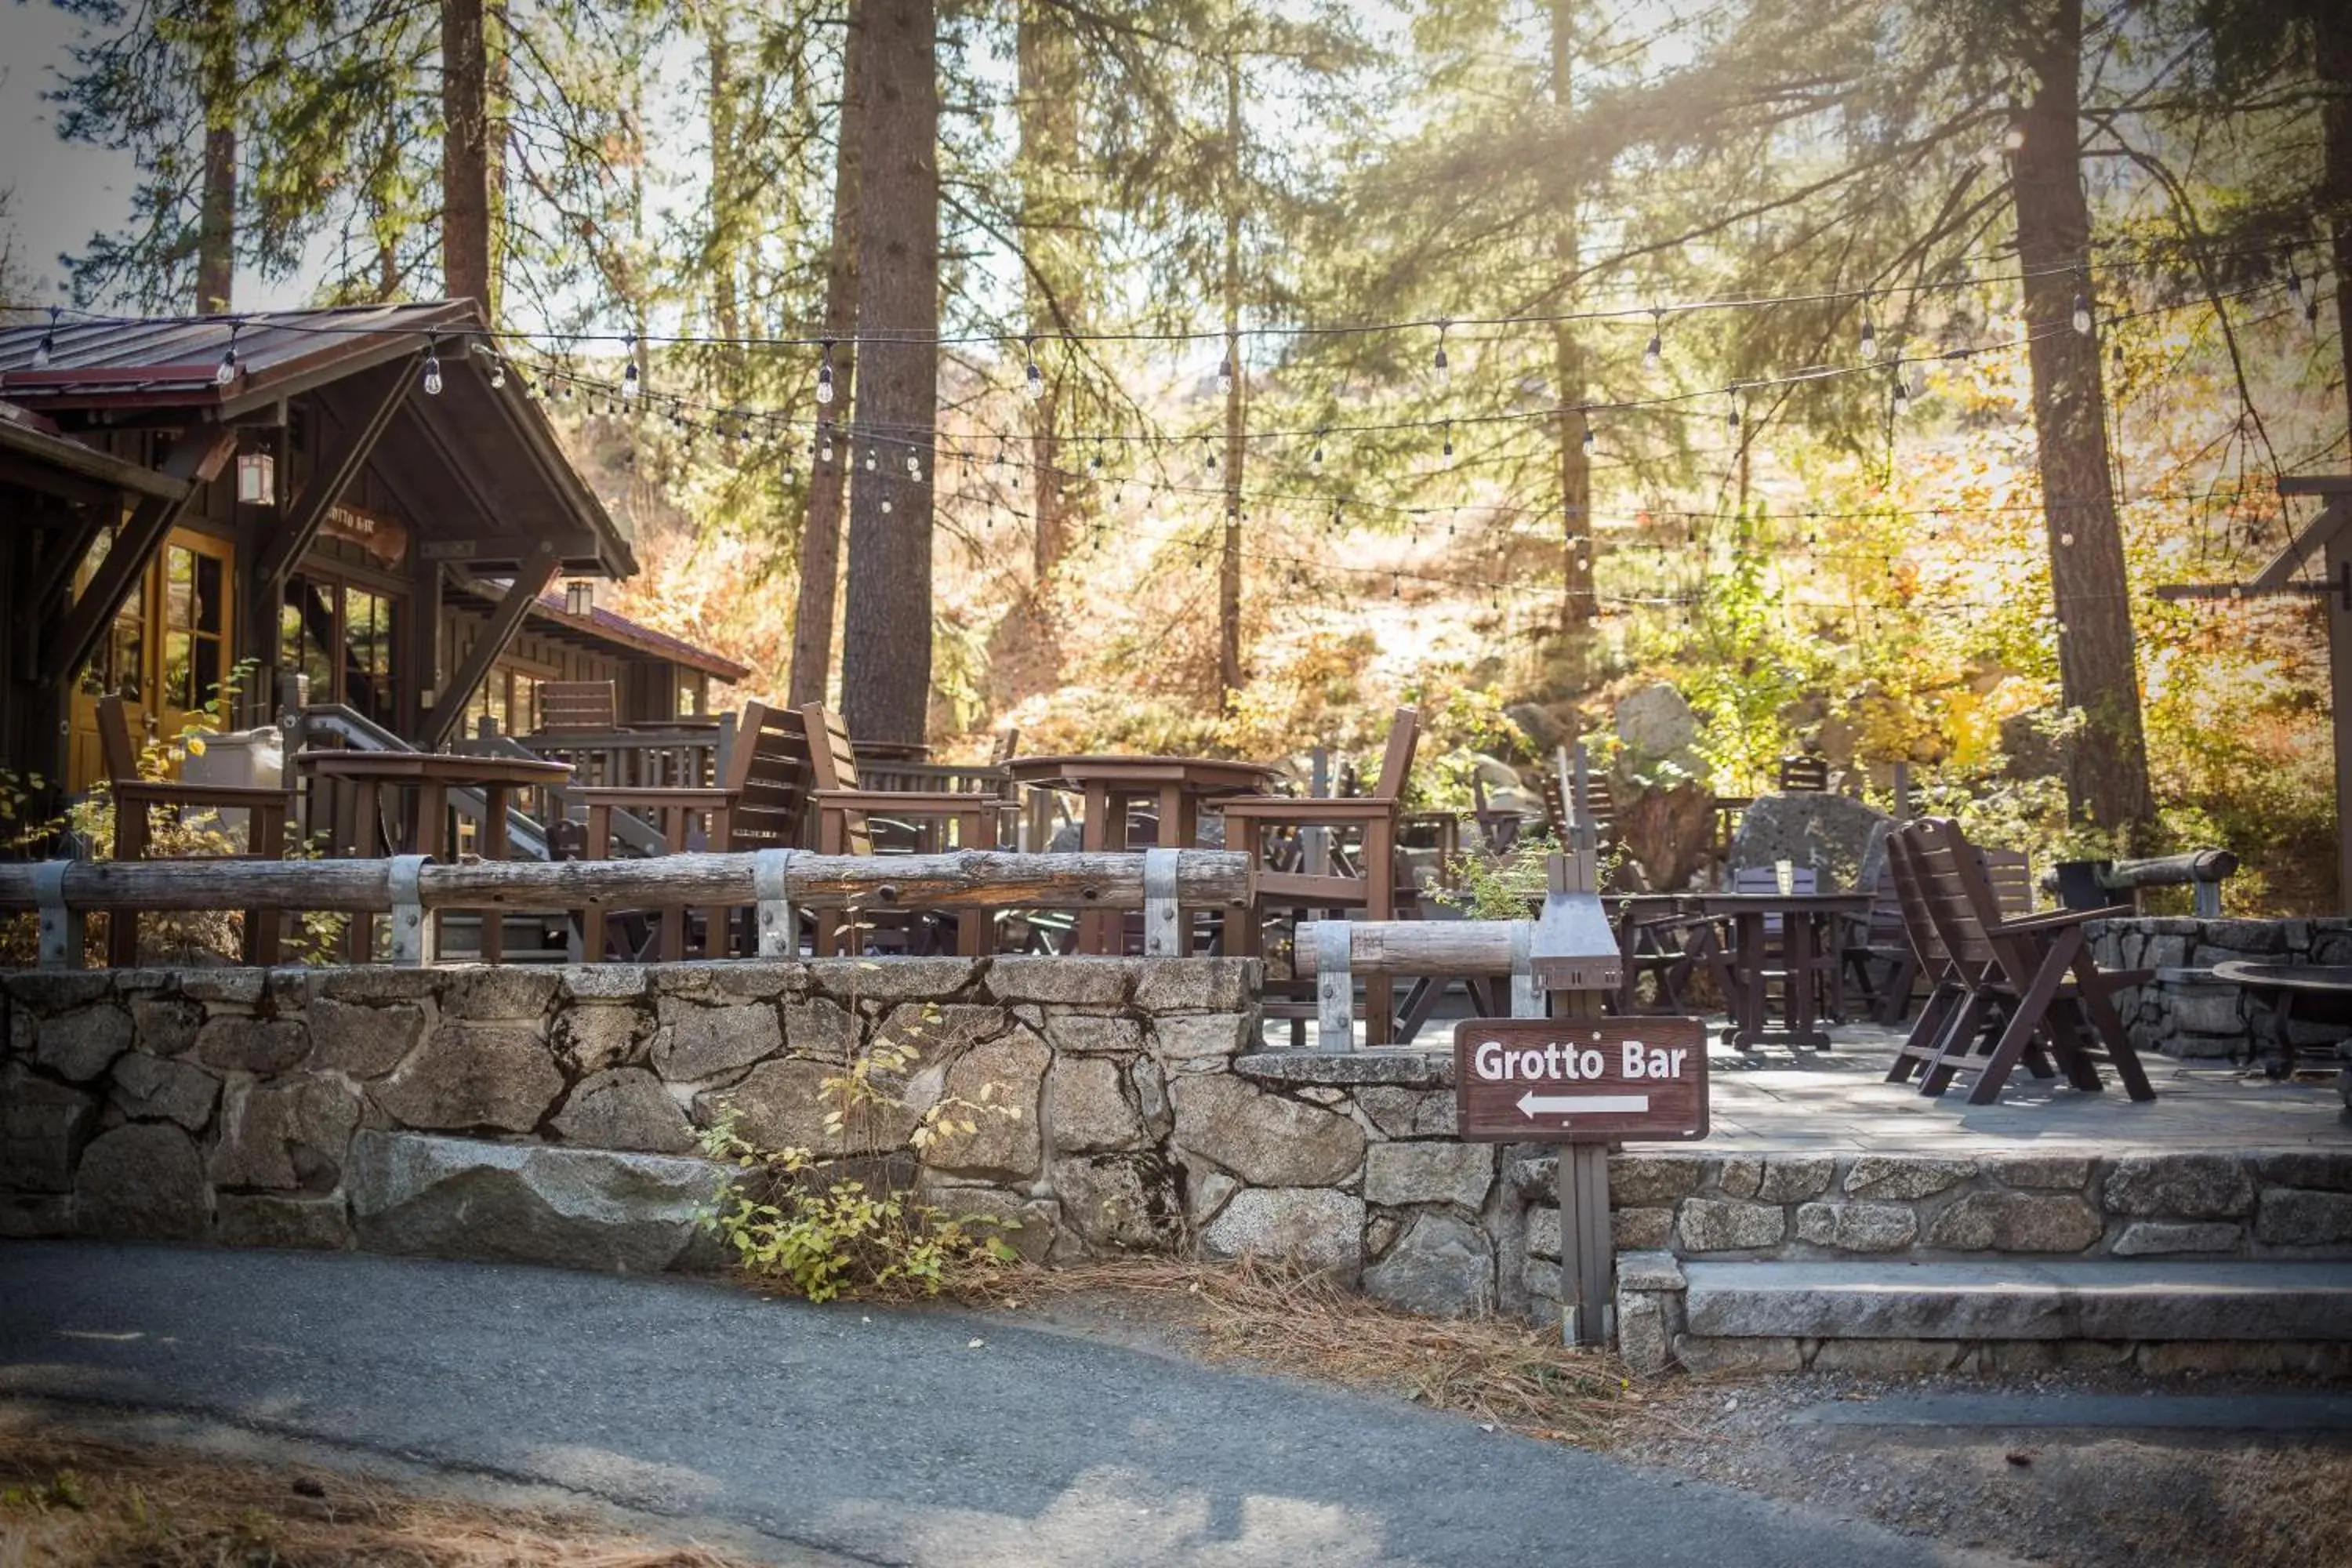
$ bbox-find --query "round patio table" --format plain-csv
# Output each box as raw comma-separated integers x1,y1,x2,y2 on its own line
1691,890,1874,1051
1004,754,1281,953
295,750,572,962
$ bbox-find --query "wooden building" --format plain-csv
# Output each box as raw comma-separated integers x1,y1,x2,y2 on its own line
0,303,734,807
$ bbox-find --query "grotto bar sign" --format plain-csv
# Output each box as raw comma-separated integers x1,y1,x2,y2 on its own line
1453,1018,1711,1143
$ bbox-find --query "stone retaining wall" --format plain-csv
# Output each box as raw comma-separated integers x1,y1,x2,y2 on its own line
2087,916,2351,1062
1510,1148,2352,1278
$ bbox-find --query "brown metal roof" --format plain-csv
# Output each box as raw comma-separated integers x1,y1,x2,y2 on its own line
0,397,190,502
0,303,637,579
445,576,751,681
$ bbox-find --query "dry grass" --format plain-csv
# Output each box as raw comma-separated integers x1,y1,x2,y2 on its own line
961,1256,1675,1448
0,1427,756,1568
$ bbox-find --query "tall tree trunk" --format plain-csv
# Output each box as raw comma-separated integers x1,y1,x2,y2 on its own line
786,1,865,711
705,6,743,374
194,0,234,313
2312,5,2350,912
1551,0,1595,641
838,0,938,743
2013,0,2151,834
1019,0,1083,597
441,0,493,314
1217,50,1245,701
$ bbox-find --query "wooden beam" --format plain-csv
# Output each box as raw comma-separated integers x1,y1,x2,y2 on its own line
2331,526,2352,916
416,553,558,749
2251,496,2350,593
42,426,235,684
2278,476,2352,495
416,531,605,568
252,358,416,588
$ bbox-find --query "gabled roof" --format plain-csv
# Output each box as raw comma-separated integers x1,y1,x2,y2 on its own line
0,303,636,579
530,590,752,682
0,398,190,502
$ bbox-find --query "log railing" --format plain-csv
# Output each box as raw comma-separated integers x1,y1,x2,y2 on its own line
2,848,1250,970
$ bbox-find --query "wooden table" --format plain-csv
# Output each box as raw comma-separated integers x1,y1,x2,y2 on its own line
1004,754,1281,953
296,750,573,961
1693,891,1873,1051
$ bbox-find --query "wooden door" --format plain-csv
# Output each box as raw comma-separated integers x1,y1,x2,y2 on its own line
67,528,234,792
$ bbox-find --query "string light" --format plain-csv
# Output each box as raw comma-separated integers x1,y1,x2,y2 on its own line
1581,422,1596,456
817,339,837,405
1890,372,1909,419
214,325,241,387
818,423,835,464
906,452,923,479
621,334,641,398
1023,336,1044,401
422,342,444,396
1432,321,1450,379
2071,289,2093,336
1216,353,1235,397
863,447,877,472
30,307,56,369
487,352,506,390
1642,310,1663,373
1858,299,1878,363
1441,420,1454,460
1312,430,1326,469
2286,260,2304,318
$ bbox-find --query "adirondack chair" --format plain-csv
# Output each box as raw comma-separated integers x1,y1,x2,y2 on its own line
96,695,292,966
573,700,811,959
1878,828,1998,1084
802,706,1000,956
1223,708,1420,1046
1901,817,2157,1105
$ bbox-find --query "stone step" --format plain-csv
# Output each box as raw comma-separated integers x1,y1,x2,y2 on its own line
1681,1259,2352,1343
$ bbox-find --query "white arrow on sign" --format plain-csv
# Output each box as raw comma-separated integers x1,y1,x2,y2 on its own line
1516,1091,1652,1118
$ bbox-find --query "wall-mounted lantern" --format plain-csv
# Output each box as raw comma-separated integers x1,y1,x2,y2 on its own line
236,451,276,506
564,579,595,618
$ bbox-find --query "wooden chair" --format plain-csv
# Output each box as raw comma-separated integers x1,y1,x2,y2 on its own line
1223,708,1419,1045
96,695,292,966
535,681,616,733
1983,846,2034,918
1901,817,2157,1105
1777,753,1831,793
1840,858,1918,1024
574,701,811,960
802,706,1000,956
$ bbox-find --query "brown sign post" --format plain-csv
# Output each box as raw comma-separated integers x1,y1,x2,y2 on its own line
1454,1018,1710,1144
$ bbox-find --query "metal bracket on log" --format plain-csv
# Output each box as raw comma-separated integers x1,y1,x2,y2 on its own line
35,862,81,971
387,855,434,967
1142,848,1181,957
753,848,798,958
1529,851,1623,993
1314,920,1356,1048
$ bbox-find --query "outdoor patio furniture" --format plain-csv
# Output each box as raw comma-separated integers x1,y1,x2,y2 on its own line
1840,860,1918,1024
573,701,811,959
1693,880,1871,1051
1004,751,1283,954
296,747,572,961
536,681,617,733
2208,962,2352,1078
1900,817,2158,1105
1221,708,1420,1045
96,695,293,967
1610,893,1715,1015
1777,753,1831,792
804,706,1003,956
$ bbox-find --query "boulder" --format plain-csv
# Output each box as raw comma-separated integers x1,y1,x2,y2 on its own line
369,1022,564,1133
914,1029,1049,1181
309,998,428,1077
1922,1192,2102,1252
215,1192,352,1250
1047,1057,1146,1153
1614,684,1700,759
1199,1186,1363,1280
34,1004,132,1081
552,1068,699,1154
1363,1212,1494,1317
2102,1154,2256,1220
1729,792,1889,890
194,1017,310,1076
1,1067,97,1193
1362,1142,1495,1210
110,1052,220,1132
208,1076,363,1191
1051,1152,1183,1251
1170,1074,1365,1188
74,1123,207,1240
347,1129,728,1272
1677,1199,1786,1252
652,996,782,1082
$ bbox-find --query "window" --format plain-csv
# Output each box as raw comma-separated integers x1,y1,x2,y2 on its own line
344,586,397,730
281,573,401,728
74,530,143,702
162,546,226,714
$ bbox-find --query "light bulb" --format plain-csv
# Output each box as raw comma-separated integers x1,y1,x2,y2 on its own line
1642,311,1663,373
31,309,56,369
2071,293,2092,336
622,361,641,399
1432,325,1450,379
2111,340,2125,374
1728,401,1742,433
1312,435,1324,468
1216,355,1234,397
1442,421,1454,459
488,356,506,390
1860,317,1878,362
906,452,921,478
423,354,444,396
1023,337,1043,401
2287,264,2304,314
864,448,877,471
214,336,240,387
880,498,892,514
1581,423,1595,456
1891,379,1908,417
816,340,836,405
819,435,835,463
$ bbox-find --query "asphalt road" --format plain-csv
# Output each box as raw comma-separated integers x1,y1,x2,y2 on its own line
0,1243,2005,1566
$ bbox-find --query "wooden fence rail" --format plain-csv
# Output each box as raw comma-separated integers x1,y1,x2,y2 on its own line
2,848,1250,970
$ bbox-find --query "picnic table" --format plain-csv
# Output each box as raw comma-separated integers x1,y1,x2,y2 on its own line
295,750,572,961
1004,753,1281,953
1693,889,1873,1051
